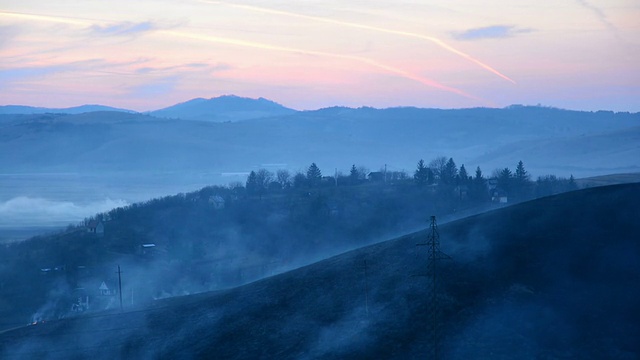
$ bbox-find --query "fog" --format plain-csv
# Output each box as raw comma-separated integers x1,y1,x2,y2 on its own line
0,197,128,227
0,103,638,358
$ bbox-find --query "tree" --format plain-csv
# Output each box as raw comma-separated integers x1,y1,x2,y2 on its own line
497,167,512,193
293,172,307,188
470,166,487,201
306,163,322,187
513,160,531,200
349,164,360,185
255,169,273,191
276,169,291,189
428,156,447,181
515,161,529,183
414,159,430,186
568,174,578,191
441,157,458,185
245,171,259,195
458,164,469,186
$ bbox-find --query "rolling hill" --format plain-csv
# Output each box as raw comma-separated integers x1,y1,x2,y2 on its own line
1,183,638,359
0,104,135,115
149,95,297,122
0,105,637,177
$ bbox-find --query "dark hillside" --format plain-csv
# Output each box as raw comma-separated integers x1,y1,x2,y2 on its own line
1,183,638,359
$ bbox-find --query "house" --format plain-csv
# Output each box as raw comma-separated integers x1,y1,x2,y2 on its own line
491,188,508,203
455,185,469,200
368,172,385,182
86,220,104,237
209,195,225,209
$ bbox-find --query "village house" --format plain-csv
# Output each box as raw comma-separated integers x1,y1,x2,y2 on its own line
86,220,104,237
209,195,225,209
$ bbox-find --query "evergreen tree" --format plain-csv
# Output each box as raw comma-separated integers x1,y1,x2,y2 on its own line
470,166,487,201
497,167,512,193
349,164,359,185
441,157,458,185
513,160,532,200
515,160,529,182
414,159,430,186
306,163,322,187
568,174,578,191
245,171,258,195
458,164,469,186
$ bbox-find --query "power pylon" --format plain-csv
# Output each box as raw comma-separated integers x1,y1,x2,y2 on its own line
417,216,450,359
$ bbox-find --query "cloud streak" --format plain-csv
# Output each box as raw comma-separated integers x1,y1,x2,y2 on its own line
198,0,516,84
90,21,157,36
0,10,485,102
453,25,532,41
161,30,485,102
575,0,621,40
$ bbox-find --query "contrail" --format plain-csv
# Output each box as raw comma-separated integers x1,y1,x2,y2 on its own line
0,10,486,102
575,0,621,40
198,0,516,84
0,10,90,26
161,30,483,101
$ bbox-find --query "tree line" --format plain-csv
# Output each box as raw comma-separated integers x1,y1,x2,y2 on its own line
244,157,578,203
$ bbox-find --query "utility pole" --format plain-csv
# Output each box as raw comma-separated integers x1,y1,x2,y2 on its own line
116,265,123,312
417,216,450,360
363,259,369,317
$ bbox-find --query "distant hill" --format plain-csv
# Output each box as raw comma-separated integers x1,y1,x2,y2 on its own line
1,183,638,359
0,105,636,178
0,104,135,115
576,172,640,188
149,95,297,122
469,125,640,175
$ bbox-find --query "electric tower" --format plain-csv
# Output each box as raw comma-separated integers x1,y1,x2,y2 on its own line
417,216,450,359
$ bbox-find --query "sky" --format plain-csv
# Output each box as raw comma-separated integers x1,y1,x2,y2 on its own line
1,0,639,112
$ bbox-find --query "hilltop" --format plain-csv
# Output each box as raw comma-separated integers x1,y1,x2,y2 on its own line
149,95,297,122
1,183,638,359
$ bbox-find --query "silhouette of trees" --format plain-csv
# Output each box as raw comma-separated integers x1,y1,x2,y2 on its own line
349,164,368,185
470,166,488,201
306,163,322,187
256,169,273,190
429,156,447,182
276,169,291,189
513,160,532,200
293,172,307,188
497,167,513,193
458,164,469,186
414,159,431,186
246,171,259,195
441,157,458,185
535,174,579,197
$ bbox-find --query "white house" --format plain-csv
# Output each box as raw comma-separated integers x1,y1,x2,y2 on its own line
86,220,104,237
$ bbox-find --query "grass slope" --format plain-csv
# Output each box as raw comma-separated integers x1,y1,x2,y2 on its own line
1,183,639,359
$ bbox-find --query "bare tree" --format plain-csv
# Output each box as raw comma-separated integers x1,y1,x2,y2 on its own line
276,169,291,189
428,156,448,181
